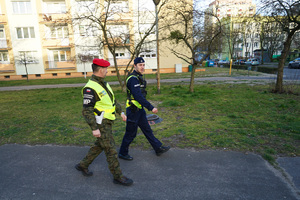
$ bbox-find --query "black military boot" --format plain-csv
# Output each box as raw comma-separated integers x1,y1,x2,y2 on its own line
113,176,133,186
75,164,93,176
155,146,170,156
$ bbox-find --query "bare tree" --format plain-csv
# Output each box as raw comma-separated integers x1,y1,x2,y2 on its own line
17,52,37,82
164,0,222,92
258,0,300,93
72,0,168,91
77,53,94,79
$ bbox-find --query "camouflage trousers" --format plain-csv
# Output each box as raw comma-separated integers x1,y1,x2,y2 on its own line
80,120,123,179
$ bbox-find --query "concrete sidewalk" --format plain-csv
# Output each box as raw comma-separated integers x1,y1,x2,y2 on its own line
0,144,299,200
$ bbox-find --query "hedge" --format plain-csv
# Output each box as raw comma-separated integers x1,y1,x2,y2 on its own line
218,64,278,74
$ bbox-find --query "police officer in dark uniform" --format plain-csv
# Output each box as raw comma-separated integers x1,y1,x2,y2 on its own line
118,57,170,160
75,58,133,186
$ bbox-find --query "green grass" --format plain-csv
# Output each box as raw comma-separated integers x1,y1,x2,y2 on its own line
1,83,299,160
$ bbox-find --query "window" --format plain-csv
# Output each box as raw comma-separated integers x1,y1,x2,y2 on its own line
44,2,66,14
16,27,35,39
254,42,258,47
19,51,38,63
12,1,32,14
0,25,5,39
246,43,249,47
0,51,9,62
50,26,69,39
139,24,155,35
53,50,67,61
106,1,129,13
115,52,125,58
76,1,96,13
139,52,156,58
79,25,98,37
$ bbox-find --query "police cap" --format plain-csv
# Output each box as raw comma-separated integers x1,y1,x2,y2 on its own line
134,57,145,65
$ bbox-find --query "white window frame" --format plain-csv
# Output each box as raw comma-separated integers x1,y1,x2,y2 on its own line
16,27,35,39
44,2,66,14
139,51,156,58
0,51,9,63
50,26,69,39
53,50,67,62
12,1,32,14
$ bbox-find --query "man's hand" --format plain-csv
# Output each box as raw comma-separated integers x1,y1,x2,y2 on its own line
152,108,158,114
121,112,127,122
92,129,101,138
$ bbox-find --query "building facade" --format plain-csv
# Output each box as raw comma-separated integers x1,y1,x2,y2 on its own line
0,0,191,81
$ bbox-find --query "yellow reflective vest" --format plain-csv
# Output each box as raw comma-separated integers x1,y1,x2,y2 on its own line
126,75,142,109
82,79,116,120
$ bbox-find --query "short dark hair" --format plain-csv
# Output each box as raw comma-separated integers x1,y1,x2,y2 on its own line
92,64,101,72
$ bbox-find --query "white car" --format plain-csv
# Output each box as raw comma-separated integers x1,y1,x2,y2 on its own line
245,58,259,66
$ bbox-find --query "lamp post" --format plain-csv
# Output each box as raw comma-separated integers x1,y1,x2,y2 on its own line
153,0,160,94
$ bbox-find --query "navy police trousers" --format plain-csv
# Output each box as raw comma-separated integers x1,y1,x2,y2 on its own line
119,108,162,156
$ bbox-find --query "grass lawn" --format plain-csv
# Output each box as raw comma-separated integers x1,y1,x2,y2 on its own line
1,81,299,163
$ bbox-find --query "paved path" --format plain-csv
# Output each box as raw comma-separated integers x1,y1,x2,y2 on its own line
0,144,299,200
0,75,278,91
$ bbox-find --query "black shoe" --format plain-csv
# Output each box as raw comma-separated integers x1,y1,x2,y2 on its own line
75,164,93,176
118,154,133,161
113,176,133,186
156,146,170,156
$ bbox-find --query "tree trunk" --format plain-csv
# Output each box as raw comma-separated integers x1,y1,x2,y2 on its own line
25,63,29,82
275,33,293,93
189,63,196,92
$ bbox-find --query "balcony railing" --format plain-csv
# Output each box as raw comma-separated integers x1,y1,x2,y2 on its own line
39,13,70,23
45,60,76,70
0,64,14,73
0,14,8,24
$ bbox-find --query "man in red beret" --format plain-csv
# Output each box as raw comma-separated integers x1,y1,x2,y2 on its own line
75,58,133,186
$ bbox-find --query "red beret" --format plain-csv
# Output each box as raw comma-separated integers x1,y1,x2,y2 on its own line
93,59,110,67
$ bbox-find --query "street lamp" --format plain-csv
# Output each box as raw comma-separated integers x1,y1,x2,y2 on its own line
153,0,160,94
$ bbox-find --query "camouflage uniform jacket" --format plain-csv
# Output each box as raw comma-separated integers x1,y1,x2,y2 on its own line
82,75,122,130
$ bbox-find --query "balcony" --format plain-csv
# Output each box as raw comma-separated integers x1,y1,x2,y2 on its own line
39,13,70,24
43,38,70,47
0,64,15,73
45,60,76,70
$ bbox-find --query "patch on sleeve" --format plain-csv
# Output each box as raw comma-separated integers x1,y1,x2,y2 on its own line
98,90,107,98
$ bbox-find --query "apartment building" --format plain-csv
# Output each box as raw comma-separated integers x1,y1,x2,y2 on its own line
208,0,256,21
0,0,191,81
205,0,258,60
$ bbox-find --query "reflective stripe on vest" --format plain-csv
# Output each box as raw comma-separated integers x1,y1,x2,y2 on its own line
82,80,116,120
126,75,142,109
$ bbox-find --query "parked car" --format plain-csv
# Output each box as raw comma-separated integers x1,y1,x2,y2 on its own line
234,59,246,65
288,58,300,69
245,58,259,66
218,60,229,65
